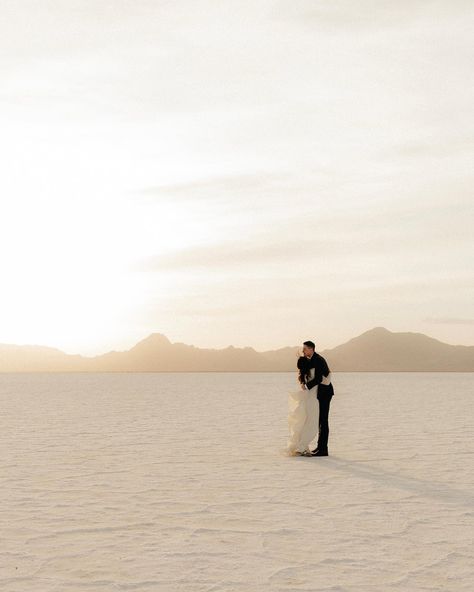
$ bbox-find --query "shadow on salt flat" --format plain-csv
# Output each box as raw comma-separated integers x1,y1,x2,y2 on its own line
322,456,474,506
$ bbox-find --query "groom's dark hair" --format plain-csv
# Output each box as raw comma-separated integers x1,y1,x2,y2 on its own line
303,340,315,350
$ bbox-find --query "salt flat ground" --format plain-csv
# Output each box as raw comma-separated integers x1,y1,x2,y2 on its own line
1,372,473,592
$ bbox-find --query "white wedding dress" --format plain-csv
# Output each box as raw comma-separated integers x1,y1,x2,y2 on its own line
285,367,319,456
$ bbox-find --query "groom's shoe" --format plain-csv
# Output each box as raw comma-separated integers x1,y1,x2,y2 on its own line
310,449,328,456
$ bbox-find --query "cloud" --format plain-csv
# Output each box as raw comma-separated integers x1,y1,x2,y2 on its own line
136,171,296,203
131,236,329,271
424,318,474,326
271,0,436,31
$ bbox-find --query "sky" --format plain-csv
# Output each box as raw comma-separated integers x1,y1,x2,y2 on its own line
0,0,473,355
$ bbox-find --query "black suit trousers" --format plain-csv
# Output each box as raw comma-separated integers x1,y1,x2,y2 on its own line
316,383,334,451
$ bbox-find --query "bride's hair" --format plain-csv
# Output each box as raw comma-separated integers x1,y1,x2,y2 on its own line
297,354,311,383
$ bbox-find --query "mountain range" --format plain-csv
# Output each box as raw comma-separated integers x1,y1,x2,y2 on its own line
0,327,472,372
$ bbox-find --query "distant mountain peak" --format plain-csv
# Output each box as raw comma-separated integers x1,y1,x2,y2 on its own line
337,327,392,347
131,332,172,350
366,326,391,334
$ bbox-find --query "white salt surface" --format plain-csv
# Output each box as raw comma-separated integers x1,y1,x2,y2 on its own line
1,372,473,591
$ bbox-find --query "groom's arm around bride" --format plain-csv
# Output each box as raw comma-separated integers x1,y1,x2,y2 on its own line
305,355,330,390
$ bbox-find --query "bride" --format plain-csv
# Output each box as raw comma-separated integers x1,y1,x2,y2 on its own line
285,350,331,456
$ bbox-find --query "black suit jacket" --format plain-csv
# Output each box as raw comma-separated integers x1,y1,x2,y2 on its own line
297,352,330,391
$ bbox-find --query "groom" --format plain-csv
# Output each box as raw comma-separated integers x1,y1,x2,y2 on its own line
299,340,334,456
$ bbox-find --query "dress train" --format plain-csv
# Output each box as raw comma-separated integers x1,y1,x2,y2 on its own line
285,383,318,456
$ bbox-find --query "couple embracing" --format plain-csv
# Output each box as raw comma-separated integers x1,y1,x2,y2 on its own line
286,340,335,457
